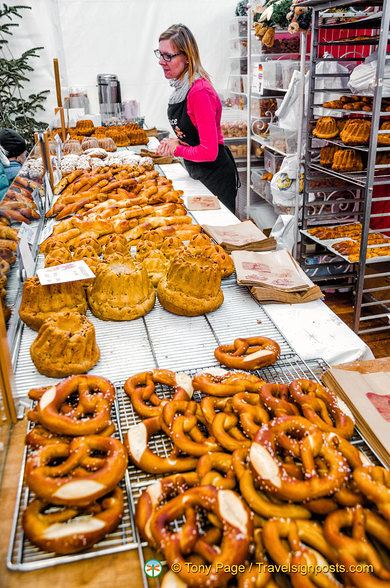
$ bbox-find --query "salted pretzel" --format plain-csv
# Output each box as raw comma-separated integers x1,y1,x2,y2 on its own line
324,505,390,588
149,486,253,588
22,487,124,554
135,472,199,547
125,416,197,473
25,422,116,448
238,528,279,588
196,452,236,490
25,435,127,506
124,370,193,418
32,375,116,436
259,383,300,417
250,416,349,502
214,337,280,371
200,396,250,452
263,518,339,588
193,367,265,397
232,448,311,520
289,379,355,439
232,392,270,439
353,466,390,521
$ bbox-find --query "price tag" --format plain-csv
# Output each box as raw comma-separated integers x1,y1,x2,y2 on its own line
44,174,54,207
37,260,95,285
17,232,35,278
18,222,38,246
31,186,43,214
39,219,55,244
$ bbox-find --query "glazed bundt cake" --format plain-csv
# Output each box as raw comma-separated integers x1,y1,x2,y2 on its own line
81,137,99,151
198,244,235,278
332,149,363,172
157,253,223,316
87,258,155,321
340,119,371,146
19,276,87,331
312,117,339,139
44,247,73,267
75,119,94,136
106,128,130,147
320,145,338,167
378,121,390,145
98,137,117,152
62,139,82,156
160,236,185,259
102,234,129,258
30,311,100,377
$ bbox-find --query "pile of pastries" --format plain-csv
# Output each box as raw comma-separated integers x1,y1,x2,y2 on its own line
322,95,390,112
48,121,149,147
22,375,128,554
221,121,247,138
307,222,363,240
307,223,390,261
124,361,390,588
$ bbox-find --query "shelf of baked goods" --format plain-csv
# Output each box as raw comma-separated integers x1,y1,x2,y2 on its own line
313,93,390,115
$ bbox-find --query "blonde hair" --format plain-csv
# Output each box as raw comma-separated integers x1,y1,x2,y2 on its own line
159,24,210,84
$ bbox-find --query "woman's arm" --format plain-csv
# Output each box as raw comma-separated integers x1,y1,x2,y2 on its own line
174,86,220,162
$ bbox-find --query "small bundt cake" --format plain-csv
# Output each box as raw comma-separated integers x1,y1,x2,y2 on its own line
135,240,157,260
187,233,213,250
81,136,99,151
378,121,390,145
72,235,102,255
30,311,100,377
98,137,117,152
332,149,363,172
312,117,339,139
139,251,169,286
124,123,148,146
45,247,72,267
142,231,164,247
199,244,235,278
376,152,390,166
87,259,155,321
320,145,338,166
75,119,94,136
103,234,129,257
160,236,185,259
73,245,99,260
157,253,223,316
340,119,371,145
62,139,82,156
19,276,87,331
106,128,130,147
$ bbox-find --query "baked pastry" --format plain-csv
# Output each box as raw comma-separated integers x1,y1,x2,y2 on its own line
30,311,100,377
312,117,339,139
340,119,371,145
138,250,169,286
44,247,72,267
105,128,130,147
62,139,82,156
320,145,338,167
124,123,148,145
98,137,117,152
376,152,390,166
322,100,344,109
157,253,223,316
378,121,390,145
87,258,155,321
75,119,94,136
196,244,235,278
0,276,10,323
103,234,129,257
81,137,99,151
332,149,363,172
19,276,87,331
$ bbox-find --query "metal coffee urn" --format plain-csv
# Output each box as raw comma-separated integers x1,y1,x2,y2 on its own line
97,74,122,124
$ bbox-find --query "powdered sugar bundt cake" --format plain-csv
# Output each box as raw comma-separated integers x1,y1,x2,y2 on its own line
87,259,155,321
30,311,100,377
157,253,223,316
312,117,339,139
19,276,87,331
98,137,117,152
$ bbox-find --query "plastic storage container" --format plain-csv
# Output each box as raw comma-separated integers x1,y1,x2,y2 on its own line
228,75,248,94
251,96,280,118
269,124,297,154
222,121,247,138
264,148,284,174
281,60,300,89
251,168,271,201
230,57,248,75
262,60,283,90
229,39,247,57
229,16,248,38
261,32,300,55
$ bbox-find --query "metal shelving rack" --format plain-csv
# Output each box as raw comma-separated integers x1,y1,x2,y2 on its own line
300,0,390,335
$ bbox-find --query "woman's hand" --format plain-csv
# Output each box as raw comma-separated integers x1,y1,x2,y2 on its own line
156,138,179,157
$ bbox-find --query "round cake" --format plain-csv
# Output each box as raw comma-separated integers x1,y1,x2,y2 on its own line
136,250,168,286
75,119,94,136
87,259,155,321
332,149,363,172
320,145,338,167
103,234,129,257
157,253,224,316
62,139,82,156
312,117,339,139
199,244,235,278
378,121,390,145
106,128,130,147
19,276,88,331
340,119,371,146
30,311,100,377
45,248,72,267
160,236,185,259
81,136,99,151
98,137,117,152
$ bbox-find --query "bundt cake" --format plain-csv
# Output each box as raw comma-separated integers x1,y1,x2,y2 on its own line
106,128,130,147
72,235,102,255
73,245,100,260
312,117,339,139
332,149,363,172
320,145,338,167
44,247,73,267
376,152,390,166
378,121,390,145
103,234,129,257
198,244,235,278
157,253,224,316
135,240,157,260
75,119,94,136
30,311,100,377
138,250,169,286
187,233,213,250
98,137,117,152
124,123,148,146
340,119,371,146
81,136,99,151
160,236,185,259
87,258,155,321
0,276,10,323
19,276,88,331
62,139,82,156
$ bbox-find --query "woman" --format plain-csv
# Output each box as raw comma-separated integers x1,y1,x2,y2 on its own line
155,24,239,213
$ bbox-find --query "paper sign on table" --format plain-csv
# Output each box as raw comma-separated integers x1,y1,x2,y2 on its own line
18,222,38,246
37,260,95,285
201,220,276,252
187,195,221,211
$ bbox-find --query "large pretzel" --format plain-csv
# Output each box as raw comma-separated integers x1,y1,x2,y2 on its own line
125,416,197,473
22,487,124,554
250,416,349,502
232,448,311,520
353,466,390,521
200,396,250,452
214,337,280,371
289,379,355,439
34,375,116,436
238,528,279,588
149,486,253,588
25,422,116,448
232,392,270,439
124,370,193,418
193,367,265,397
324,505,390,588
259,383,300,417
196,452,236,490
25,435,127,506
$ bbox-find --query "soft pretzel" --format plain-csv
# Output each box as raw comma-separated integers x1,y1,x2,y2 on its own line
193,367,265,397
200,396,250,452
232,447,311,520
250,416,349,502
124,370,193,419
232,392,270,439
289,379,355,439
33,375,115,436
214,337,280,371
353,465,390,521
324,505,390,588
196,452,236,490
25,422,116,448
135,472,199,547
23,487,124,554
125,416,197,473
25,435,127,506
259,383,300,417
149,486,253,588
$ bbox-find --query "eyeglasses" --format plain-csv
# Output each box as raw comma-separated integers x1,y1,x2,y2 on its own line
154,49,182,62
